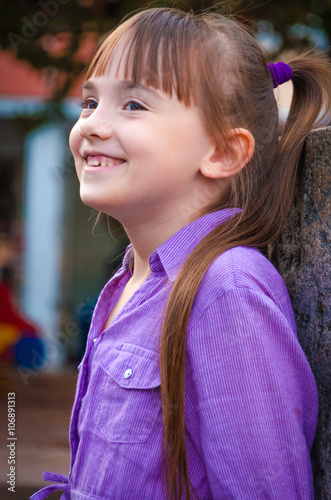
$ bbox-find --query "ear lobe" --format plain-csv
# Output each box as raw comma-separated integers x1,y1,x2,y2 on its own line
200,128,255,179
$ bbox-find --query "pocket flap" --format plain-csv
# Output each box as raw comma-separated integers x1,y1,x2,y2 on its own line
99,342,161,389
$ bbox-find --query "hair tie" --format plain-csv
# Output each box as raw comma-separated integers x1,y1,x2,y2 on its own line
267,61,293,88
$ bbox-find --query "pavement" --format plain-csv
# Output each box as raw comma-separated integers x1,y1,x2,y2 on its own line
0,364,77,500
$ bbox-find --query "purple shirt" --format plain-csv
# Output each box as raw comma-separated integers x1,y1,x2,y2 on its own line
32,209,318,500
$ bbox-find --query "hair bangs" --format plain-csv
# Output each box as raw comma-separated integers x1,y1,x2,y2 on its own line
86,9,204,106
86,21,130,80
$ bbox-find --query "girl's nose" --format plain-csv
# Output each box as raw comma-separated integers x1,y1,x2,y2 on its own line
79,114,114,140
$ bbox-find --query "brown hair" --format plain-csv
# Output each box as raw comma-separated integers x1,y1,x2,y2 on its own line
86,8,331,499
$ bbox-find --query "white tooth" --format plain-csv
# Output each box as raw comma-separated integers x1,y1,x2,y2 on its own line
101,160,107,167
88,159,99,166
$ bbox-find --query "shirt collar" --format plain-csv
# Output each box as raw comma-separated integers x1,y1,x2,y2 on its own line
122,208,239,282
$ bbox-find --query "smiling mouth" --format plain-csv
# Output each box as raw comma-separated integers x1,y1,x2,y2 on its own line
85,155,125,167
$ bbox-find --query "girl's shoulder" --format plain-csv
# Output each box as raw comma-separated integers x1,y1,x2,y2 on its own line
205,245,283,292
191,245,294,326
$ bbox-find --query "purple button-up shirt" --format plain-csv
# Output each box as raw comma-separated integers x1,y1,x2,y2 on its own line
32,209,318,500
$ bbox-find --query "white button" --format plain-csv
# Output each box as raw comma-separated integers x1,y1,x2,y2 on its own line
124,368,132,379
93,338,98,343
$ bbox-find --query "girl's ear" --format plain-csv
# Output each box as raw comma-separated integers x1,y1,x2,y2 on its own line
200,128,255,179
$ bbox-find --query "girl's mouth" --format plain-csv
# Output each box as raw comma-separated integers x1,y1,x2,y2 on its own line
85,154,125,168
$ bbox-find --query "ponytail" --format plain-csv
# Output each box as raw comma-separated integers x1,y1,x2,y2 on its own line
160,49,331,500
275,51,331,226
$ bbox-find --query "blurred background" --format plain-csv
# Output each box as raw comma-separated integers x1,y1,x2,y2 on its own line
0,0,330,498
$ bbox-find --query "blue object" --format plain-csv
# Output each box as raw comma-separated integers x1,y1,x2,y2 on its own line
15,337,46,369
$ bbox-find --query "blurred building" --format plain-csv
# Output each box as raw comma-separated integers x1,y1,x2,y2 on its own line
0,50,128,368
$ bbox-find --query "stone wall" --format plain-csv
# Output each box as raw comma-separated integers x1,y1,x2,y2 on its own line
271,127,331,500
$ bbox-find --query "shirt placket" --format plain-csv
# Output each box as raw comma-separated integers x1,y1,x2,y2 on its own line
69,268,129,480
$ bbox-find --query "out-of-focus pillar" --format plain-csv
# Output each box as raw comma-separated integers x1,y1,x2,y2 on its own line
271,127,331,500
22,121,66,368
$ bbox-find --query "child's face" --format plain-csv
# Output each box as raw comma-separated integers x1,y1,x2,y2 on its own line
69,36,217,228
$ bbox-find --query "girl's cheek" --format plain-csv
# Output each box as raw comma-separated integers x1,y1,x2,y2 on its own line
69,122,81,157
69,123,83,181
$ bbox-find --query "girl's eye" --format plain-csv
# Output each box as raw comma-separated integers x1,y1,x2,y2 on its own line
124,101,146,111
80,99,97,110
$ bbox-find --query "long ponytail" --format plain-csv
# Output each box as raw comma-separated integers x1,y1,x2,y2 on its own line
160,48,331,500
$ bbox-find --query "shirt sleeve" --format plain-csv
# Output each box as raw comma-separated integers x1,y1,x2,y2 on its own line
186,287,317,499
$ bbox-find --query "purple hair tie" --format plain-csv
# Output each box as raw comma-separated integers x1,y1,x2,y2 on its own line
267,61,293,88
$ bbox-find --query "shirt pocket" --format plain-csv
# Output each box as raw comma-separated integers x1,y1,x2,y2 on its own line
95,342,162,443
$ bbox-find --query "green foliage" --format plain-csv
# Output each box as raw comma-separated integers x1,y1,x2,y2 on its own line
1,0,330,104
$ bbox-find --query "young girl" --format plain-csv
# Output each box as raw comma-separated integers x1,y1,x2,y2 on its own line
32,7,331,500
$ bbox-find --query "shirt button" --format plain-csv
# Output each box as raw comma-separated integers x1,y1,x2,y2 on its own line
93,338,97,343
124,368,132,379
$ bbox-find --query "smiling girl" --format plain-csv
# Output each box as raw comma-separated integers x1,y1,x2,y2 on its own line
31,7,331,500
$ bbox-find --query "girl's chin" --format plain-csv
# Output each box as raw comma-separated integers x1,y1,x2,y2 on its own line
79,191,122,217
79,190,107,212
80,199,109,213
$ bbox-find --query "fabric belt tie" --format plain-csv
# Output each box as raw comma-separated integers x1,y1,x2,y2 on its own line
30,472,70,500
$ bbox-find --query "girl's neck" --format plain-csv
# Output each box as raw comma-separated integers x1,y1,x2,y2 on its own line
129,250,151,285
123,212,194,285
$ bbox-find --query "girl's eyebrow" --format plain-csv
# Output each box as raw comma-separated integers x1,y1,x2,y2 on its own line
117,81,165,100
81,79,164,101
81,80,95,91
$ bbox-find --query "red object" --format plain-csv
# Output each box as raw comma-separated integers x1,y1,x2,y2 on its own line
0,283,38,333
0,283,40,362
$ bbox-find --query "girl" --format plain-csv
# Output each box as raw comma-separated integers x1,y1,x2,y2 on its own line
32,7,331,500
